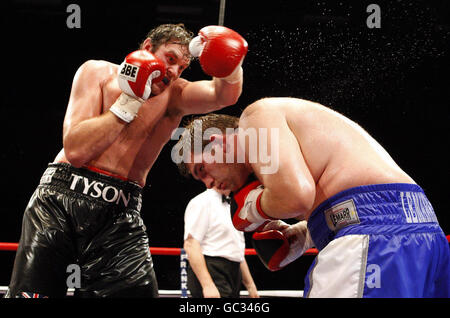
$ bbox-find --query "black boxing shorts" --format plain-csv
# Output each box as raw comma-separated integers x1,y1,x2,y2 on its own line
5,163,158,298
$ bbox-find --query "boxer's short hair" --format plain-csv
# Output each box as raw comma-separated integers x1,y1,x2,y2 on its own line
141,23,194,55
175,114,240,177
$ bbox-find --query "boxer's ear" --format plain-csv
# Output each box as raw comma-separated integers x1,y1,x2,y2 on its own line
141,38,153,51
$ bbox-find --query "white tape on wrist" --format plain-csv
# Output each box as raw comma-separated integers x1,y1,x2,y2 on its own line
279,221,313,267
109,93,143,123
239,186,268,232
189,36,205,58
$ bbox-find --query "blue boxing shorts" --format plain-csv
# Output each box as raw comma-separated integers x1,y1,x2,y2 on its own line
304,183,450,298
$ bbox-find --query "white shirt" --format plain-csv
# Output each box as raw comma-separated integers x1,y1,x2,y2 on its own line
184,189,246,263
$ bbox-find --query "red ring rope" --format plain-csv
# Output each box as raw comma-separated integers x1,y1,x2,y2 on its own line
0,242,319,256
0,236,449,255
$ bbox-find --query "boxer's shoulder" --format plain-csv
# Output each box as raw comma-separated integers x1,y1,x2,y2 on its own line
68,60,120,109
77,59,116,72
239,98,289,126
72,60,122,113
243,97,321,114
170,77,189,93
76,60,119,84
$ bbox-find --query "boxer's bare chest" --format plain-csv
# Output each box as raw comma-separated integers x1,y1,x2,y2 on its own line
95,73,182,184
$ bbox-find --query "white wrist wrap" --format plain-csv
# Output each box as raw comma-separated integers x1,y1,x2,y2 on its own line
109,93,143,123
239,186,268,232
279,221,314,268
189,35,205,58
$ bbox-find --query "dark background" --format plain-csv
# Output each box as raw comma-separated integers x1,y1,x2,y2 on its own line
0,0,449,293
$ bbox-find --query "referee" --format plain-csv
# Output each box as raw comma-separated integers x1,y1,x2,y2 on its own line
183,188,259,298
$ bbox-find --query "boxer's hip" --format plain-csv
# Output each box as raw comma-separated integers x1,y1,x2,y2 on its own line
7,163,155,297
304,183,449,298
38,162,143,212
307,183,443,250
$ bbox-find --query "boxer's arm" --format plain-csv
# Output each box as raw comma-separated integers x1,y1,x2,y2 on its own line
175,74,243,116
63,61,126,167
183,235,221,298
175,25,246,115
239,103,316,219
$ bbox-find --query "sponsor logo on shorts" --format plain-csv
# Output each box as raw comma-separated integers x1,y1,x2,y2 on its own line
325,199,360,232
40,167,56,184
69,173,132,207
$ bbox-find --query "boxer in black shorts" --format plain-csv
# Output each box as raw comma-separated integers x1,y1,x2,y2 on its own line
7,163,156,298
5,23,247,297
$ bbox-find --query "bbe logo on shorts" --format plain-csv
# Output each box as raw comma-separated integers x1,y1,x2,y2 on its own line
119,63,139,82
40,167,57,184
325,199,360,232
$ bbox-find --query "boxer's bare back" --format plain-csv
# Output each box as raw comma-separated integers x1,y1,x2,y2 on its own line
239,97,416,215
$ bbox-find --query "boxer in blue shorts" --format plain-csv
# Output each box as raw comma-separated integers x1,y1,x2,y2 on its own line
302,183,449,297
176,97,450,298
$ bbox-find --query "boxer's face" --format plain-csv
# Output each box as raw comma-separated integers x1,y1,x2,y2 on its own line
187,154,251,193
144,42,191,95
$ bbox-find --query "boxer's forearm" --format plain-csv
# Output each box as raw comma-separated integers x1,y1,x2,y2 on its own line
212,67,243,106
176,75,242,115
260,186,315,220
63,111,126,167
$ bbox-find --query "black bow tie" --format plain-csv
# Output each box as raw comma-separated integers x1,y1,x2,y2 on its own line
222,195,231,204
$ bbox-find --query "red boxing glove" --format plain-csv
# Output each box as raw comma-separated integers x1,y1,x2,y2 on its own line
110,50,166,123
230,180,273,232
252,230,289,271
189,26,248,79
117,50,165,100
253,220,314,271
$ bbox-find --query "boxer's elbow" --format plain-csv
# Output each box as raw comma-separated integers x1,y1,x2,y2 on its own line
293,183,316,214
64,151,85,168
63,145,88,168
287,185,315,215
263,183,315,219
276,182,315,217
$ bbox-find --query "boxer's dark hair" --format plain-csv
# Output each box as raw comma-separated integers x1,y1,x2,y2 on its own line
141,23,194,58
175,114,240,178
